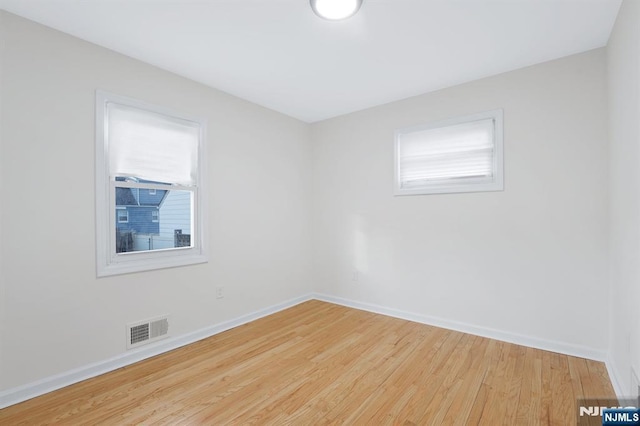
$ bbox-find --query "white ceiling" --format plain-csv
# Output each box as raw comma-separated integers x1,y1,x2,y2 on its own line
0,0,621,123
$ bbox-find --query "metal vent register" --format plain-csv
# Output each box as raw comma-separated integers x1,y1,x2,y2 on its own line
127,316,169,349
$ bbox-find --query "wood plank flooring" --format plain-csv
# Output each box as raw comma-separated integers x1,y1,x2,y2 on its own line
0,300,616,425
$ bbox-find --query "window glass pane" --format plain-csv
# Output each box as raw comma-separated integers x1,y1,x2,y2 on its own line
115,187,193,253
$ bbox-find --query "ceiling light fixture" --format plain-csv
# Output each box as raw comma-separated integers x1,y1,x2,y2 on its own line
310,0,363,21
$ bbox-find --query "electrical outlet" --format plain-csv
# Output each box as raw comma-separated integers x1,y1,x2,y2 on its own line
352,270,359,282
216,286,224,299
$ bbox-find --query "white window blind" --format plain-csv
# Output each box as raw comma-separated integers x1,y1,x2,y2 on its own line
107,102,199,186
394,110,503,195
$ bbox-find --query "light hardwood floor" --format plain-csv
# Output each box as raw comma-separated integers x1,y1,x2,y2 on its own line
0,300,616,425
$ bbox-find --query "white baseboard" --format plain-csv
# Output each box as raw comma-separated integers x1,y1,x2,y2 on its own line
605,355,627,400
312,293,608,362
0,293,313,409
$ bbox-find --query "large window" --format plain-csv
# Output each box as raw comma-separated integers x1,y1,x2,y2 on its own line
96,91,207,276
394,109,503,195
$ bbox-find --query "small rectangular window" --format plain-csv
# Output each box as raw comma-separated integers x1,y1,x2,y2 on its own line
96,90,207,277
117,209,128,223
394,109,503,195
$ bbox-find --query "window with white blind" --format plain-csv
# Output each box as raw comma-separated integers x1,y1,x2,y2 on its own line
394,109,503,195
96,91,207,277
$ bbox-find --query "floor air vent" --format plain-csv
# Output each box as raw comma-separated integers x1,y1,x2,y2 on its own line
127,316,169,349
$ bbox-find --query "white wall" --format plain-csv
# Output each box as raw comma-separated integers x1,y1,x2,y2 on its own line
0,10,6,398
0,11,312,391
311,49,609,354
607,0,640,397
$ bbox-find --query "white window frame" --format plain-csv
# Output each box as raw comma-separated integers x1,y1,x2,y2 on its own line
394,109,504,196
96,90,207,277
151,209,159,223
149,188,156,195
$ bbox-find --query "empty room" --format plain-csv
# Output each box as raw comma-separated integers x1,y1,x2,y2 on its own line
0,0,638,424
